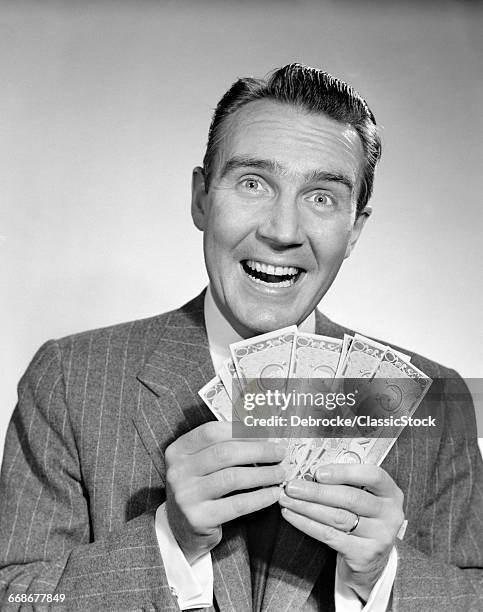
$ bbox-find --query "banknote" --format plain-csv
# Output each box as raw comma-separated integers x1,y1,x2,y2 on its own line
339,334,388,378
218,358,241,401
198,375,236,422
366,350,431,424
337,333,411,379
285,339,421,476
218,358,246,420
282,438,323,480
289,333,342,379
357,349,433,464
334,334,353,378
230,326,297,392
308,350,431,472
199,325,431,481
336,333,389,408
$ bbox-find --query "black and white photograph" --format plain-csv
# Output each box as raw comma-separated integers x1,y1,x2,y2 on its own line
1,1,482,610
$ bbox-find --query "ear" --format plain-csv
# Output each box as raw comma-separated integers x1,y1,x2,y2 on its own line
344,206,372,259
191,166,209,231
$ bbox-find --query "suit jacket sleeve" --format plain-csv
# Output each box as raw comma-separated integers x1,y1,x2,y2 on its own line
392,372,483,611
0,340,180,611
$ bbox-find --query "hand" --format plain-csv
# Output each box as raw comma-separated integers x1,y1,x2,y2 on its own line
164,421,287,563
279,464,404,602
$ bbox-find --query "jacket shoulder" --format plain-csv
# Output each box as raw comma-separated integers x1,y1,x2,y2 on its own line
53,291,206,358
315,310,460,379
55,311,170,358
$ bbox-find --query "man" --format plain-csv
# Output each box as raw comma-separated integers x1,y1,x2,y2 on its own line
1,64,482,611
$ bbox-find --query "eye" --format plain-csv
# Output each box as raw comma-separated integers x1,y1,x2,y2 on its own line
306,191,335,209
239,177,267,194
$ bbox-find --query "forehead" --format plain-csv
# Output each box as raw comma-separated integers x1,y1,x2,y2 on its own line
216,99,364,183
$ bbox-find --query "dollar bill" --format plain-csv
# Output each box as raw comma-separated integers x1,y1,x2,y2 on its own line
230,326,297,390
199,325,429,480
289,333,342,379
334,334,353,378
359,349,432,465
198,375,236,422
218,358,245,420
218,358,241,401
307,350,429,472
339,334,387,378
282,438,322,480
336,334,411,380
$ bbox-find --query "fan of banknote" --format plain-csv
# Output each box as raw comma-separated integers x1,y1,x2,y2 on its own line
199,326,432,482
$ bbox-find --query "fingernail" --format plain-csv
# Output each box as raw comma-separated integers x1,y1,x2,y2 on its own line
285,480,303,496
315,468,331,481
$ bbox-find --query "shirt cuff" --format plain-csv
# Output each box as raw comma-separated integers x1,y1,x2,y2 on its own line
334,546,397,612
155,503,213,610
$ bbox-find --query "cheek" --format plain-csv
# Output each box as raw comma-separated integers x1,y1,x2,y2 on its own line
205,199,253,250
204,219,236,254
202,215,241,271
311,221,353,264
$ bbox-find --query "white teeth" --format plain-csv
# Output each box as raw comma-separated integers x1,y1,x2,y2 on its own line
249,275,296,288
245,260,300,277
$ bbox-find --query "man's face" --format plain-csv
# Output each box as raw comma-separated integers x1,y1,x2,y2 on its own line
192,99,370,338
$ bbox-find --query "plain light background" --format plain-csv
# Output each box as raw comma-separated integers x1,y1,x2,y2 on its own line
1,0,482,459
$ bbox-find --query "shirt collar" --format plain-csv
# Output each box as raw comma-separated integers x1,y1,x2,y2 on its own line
204,284,315,372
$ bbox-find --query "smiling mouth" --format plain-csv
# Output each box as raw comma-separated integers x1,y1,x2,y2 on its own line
241,259,304,287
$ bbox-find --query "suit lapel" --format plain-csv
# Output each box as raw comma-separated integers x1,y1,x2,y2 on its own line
260,310,348,612
314,310,350,341
134,291,252,612
134,295,214,479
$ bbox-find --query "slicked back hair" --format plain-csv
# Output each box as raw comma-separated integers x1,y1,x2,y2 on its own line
202,63,381,215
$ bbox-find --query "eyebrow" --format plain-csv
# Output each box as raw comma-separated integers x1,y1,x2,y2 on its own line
220,156,354,192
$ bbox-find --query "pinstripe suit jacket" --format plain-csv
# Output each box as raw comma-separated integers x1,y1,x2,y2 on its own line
1,291,482,611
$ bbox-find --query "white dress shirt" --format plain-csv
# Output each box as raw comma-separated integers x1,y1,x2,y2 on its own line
155,285,398,610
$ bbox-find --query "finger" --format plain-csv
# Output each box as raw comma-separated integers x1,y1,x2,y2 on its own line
284,480,380,518
192,440,286,476
170,421,234,455
210,485,281,524
281,507,366,557
279,489,366,535
170,421,270,456
202,464,287,499
314,464,401,499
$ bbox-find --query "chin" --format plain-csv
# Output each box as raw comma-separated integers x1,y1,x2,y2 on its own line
239,311,299,336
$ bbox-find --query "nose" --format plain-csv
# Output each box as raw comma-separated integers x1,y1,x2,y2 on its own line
255,194,304,249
